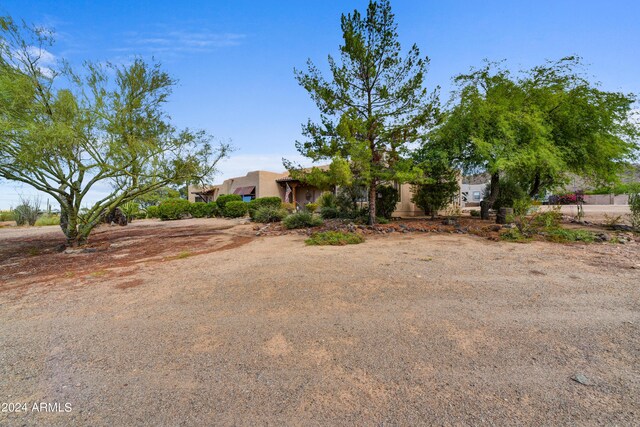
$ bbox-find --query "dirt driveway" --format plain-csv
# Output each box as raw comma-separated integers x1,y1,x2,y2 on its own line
1,219,639,425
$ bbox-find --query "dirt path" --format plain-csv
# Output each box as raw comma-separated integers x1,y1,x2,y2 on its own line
1,225,639,425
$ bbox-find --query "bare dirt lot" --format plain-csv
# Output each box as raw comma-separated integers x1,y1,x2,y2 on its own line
1,219,639,425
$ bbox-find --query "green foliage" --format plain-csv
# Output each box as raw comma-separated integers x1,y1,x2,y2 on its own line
119,201,140,223
253,206,288,223
35,213,60,226
189,201,215,218
411,148,459,218
376,216,389,224
0,210,14,221
318,191,337,208
283,211,323,229
291,1,438,224
304,202,319,213
512,197,533,216
134,186,181,209
485,177,527,212
545,228,596,243
158,198,191,220
320,206,340,219
14,200,40,226
146,206,159,218
305,231,365,246
0,17,230,246
223,201,248,218
629,193,640,231
375,185,399,219
248,197,282,219
216,194,242,210
531,209,562,229
470,210,480,217
437,57,639,203
206,202,220,217
585,182,640,195
500,228,531,242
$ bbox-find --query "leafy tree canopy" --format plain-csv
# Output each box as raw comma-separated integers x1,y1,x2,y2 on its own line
0,16,230,245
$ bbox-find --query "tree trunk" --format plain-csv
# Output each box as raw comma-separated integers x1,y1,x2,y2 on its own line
368,182,377,225
481,173,500,220
529,172,541,198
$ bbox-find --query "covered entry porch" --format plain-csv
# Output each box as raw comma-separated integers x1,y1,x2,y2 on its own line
275,177,323,209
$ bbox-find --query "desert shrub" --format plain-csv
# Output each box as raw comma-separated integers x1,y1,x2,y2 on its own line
283,211,323,229
223,200,248,218
375,185,399,219
206,202,220,217
545,228,596,243
189,201,216,218
629,192,640,231
281,202,296,213
14,202,40,226
305,202,319,213
0,210,14,221
470,209,480,217
318,191,336,208
512,197,533,216
500,228,530,242
216,194,242,210
248,197,282,219
305,231,365,246
253,206,287,223
134,211,147,219
119,201,140,222
376,216,389,224
531,208,562,229
320,206,339,219
146,205,159,218
158,198,191,220
35,213,60,226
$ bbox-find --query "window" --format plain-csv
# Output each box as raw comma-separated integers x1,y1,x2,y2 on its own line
473,191,481,201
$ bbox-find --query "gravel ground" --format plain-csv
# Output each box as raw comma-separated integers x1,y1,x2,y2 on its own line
1,222,639,426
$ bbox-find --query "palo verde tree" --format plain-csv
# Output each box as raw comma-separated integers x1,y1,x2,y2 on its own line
293,0,438,225
0,17,230,246
437,57,638,218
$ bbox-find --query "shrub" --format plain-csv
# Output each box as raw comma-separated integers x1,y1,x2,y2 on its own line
14,202,40,226
629,192,640,231
304,202,319,213
119,201,140,222
223,200,248,218
485,178,527,211
320,206,339,219
281,202,296,213
512,197,533,216
305,231,365,246
35,213,60,226
283,211,323,229
216,194,242,210
318,191,336,208
376,216,389,224
545,228,596,243
158,198,191,220
189,201,216,218
0,210,14,221
375,185,400,219
531,208,562,229
146,205,159,218
548,193,585,205
248,197,282,219
253,206,288,223
470,209,480,217
206,202,220,217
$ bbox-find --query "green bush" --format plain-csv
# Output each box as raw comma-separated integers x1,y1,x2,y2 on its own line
206,202,220,217
14,202,39,226
283,211,323,229
158,198,191,220
248,197,282,219
216,194,242,210
320,206,339,219
119,201,140,222
531,209,562,229
305,202,319,213
223,200,248,218
485,178,527,211
146,206,159,218
318,191,336,208
375,185,400,219
376,216,389,224
545,228,596,243
0,210,14,221
35,213,60,226
253,206,288,223
189,201,217,218
470,209,480,217
305,231,365,246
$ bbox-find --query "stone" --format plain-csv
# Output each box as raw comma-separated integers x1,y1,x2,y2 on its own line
571,374,591,386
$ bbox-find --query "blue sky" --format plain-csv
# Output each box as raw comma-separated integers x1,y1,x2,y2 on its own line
1,0,638,209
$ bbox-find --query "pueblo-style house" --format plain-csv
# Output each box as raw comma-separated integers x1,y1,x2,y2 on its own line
188,168,462,218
